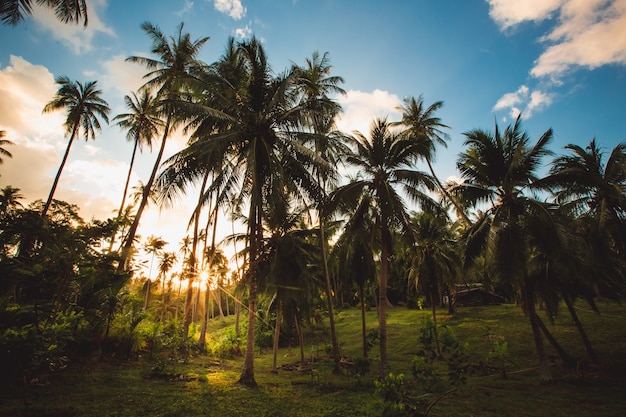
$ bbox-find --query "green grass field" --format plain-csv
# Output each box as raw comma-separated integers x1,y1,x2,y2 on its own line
1,301,625,417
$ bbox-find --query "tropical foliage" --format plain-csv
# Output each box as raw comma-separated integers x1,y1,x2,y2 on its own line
0,22,624,395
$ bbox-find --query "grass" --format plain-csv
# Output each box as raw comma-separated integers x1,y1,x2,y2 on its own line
1,301,625,417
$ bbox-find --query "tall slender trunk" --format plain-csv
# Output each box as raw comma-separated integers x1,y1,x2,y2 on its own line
378,225,391,377
42,125,78,217
359,282,368,358
119,121,171,270
319,206,341,373
430,290,441,356
238,203,260,387
198,283,210,349
536,314,575,368
294,310,305,364
561,290,597,364
110,138,139,251
272,299,282,371
522,285,552,382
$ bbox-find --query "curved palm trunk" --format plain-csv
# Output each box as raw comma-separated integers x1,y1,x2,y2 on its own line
426,159,471,227
42,125,78,217
119,121,171,270
563,293,597,363
110,137,139,251
198,283,210,350
521,285,552,382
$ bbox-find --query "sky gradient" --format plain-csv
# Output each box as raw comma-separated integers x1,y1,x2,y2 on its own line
1,0,625,266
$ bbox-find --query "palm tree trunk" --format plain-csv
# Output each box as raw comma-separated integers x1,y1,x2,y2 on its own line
378,225,391,377
42,126,78,217
522,286,552,382
430,290,441,356
110,138,139,251
319,210,342,373
295,310,305,364
119,121,170,270
535,314,575,368
198,284,210,350
561,290,597,364
272,299,282,371
359,282,368,358
238,204,260,387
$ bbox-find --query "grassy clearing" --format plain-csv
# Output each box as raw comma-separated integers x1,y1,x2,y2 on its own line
1,301,625,417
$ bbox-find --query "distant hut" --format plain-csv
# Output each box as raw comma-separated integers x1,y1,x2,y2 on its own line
453,284,504,307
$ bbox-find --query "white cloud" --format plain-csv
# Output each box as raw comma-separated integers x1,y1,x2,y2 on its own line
487,0,565,30
32,0,115,54
335,89,402,136
176,1,194,16
214,0,246,20
487,0,626,118
234,24,253,39
493,85,553,119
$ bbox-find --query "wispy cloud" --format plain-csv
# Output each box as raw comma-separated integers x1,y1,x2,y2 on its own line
214,0,246,20
488,0,626,118
176,1,195,16
31,0,115,55
234,24,253,39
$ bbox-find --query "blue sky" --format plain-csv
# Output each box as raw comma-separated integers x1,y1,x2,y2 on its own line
1,0,625,265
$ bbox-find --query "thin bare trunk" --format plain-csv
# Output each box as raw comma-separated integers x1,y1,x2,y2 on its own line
42,125,78,217
359,282,368,358
272,300,282,371
110,138,139,252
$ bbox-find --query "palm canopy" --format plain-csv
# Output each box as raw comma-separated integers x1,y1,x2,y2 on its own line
455,115,557,381
333,117,440,375
547,139,626,228
0,130,13,164
113,91,163,151
1,0,88,26
43,76,110,141
127,21,210,97
41,76,110,217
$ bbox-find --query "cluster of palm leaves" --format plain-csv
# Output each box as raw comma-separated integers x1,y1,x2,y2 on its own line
1,20,625,387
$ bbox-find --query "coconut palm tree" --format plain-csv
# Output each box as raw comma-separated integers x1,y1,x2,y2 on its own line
292,51,346,373
411,210,458,356
333,117,440,375
395,95,471,226
142,235,166,311
1,0,88,26
41,76,110,217
454,115,556,382
163,37,323,386
543,139,626,362
0,185,23,215
0,130,14,166
112,91,163,225
119,22,209,270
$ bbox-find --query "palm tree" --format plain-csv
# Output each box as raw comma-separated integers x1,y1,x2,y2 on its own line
119,22,209,270
293,51,346,373
0,130,14,166
162,37,324,386
41,76,110,217
411,210,458,356
544,139,626,362
454,115,555,382
1,0,88,26
142,235,166,311
0,185,23,215
112,91,163,226
333,117,440,375
395,95,471,226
